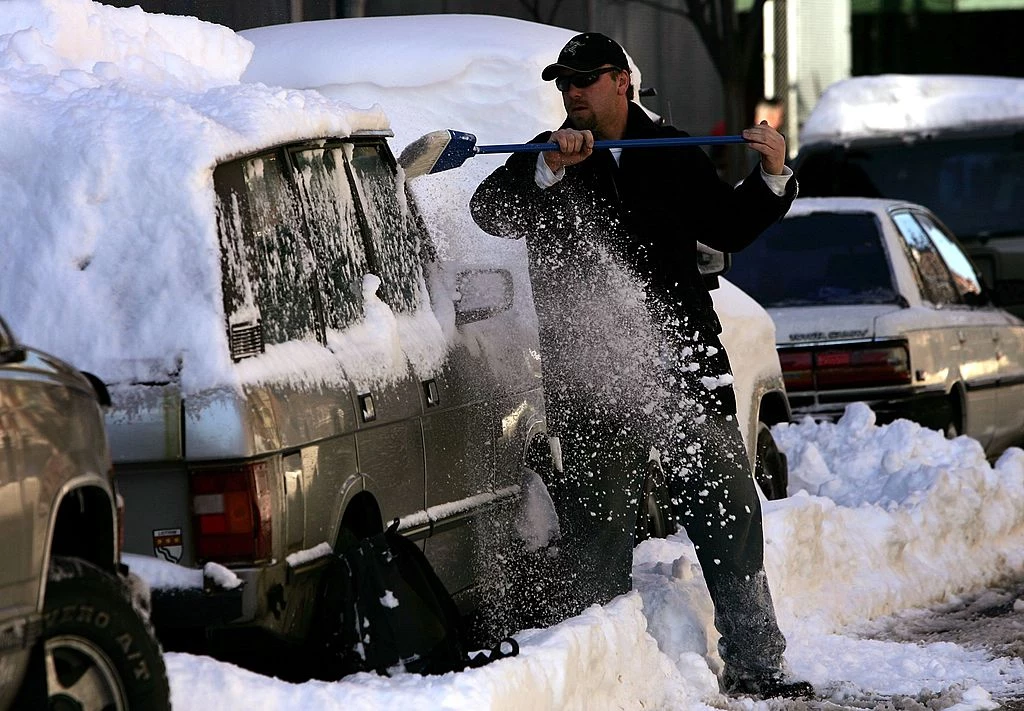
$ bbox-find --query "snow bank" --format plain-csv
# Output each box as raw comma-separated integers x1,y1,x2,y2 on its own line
767,403,1024,633
800,74,1024,146
163,403,1024,708
167,594,709,711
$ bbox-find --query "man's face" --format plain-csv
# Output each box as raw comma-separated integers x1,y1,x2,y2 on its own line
558,66,628,135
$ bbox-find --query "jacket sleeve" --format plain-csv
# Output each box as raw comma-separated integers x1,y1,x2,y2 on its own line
470,132,560,239
682,143,797,254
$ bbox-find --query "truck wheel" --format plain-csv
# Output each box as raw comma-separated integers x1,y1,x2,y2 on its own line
754,422,789,501
41,557,171,710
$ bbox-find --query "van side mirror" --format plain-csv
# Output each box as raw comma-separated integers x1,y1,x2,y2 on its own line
454,269,514,326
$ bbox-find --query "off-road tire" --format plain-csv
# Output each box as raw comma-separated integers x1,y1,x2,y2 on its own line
40,556,171,710
754,422,789,501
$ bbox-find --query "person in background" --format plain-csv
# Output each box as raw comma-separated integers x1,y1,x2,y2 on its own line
469,32,813,699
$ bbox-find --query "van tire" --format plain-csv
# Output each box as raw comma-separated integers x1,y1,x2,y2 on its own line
38,556,171,710
754,422,789,501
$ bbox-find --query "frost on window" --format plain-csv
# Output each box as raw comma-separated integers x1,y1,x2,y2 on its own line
291,146,368,330
348,143,426,314
215,152,317,345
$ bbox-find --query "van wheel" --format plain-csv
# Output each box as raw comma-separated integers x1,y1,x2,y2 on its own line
40,557,171,710
754,422,789,501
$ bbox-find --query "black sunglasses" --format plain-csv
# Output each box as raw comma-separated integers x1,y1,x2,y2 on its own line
555,67,619,92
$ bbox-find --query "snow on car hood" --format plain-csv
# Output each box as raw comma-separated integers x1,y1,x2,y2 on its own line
768,304,904,346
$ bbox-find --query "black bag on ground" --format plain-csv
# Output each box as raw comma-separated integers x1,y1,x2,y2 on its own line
318,519,518,677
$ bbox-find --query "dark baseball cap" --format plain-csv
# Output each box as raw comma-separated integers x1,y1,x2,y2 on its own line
541,33,629,81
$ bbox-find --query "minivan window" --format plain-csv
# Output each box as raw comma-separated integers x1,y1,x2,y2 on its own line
290,146,369,331
797,135,1024,240
728,212,897,307
348,143,424,314
216,151,320,345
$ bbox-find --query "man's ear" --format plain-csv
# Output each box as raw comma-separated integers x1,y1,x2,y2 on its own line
617,71,630,96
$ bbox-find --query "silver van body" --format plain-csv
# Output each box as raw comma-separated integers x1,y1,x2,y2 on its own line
110,132,547,643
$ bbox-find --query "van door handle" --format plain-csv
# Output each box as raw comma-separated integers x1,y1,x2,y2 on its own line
358,392,376,422
422,379,440,408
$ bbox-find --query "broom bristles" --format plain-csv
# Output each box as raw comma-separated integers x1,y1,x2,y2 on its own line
398,130,454,178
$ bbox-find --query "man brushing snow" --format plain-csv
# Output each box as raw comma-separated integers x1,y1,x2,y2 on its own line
470,32,811,699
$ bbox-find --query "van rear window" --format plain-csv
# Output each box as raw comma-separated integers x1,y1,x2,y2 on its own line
216,151,323,346
728,213,898,308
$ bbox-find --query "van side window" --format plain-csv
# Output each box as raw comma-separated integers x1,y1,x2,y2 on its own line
290,146,369,331
348,143,424,314
891,211,960,307
215,152,320,345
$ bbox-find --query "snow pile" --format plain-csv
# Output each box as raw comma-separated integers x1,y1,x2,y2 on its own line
800,74,1024,146
240,14,643,157
768,403,1024,633
164,403,1024,709
0,0,389,392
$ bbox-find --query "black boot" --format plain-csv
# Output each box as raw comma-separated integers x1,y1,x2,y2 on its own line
722,667,815,699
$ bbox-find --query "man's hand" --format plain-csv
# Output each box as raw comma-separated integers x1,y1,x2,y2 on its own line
543,128,594,172
742,120,787,175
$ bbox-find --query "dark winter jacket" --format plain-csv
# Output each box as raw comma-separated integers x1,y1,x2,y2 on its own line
470,101,797,332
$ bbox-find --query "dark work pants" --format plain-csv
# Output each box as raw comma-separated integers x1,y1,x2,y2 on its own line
660,333,788,678
543,401,647,615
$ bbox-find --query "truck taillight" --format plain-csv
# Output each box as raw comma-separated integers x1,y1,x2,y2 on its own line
190,460,272,564
778,342,911,391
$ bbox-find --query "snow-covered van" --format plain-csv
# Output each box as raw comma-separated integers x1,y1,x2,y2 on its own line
0,4,553,657
793,75,1024,318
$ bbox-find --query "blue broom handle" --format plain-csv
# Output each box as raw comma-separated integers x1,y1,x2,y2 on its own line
475,135,747,154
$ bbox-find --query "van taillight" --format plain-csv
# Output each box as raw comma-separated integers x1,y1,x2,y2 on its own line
778,343,911,391
190,461,272,564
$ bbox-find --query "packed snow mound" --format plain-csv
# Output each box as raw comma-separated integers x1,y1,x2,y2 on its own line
0,0,389,392
800,74,1024,146
767,402,1024,631
0,0,251,90
240,14,645,154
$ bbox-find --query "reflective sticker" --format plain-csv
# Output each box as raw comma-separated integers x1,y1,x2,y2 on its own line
153,528,183,564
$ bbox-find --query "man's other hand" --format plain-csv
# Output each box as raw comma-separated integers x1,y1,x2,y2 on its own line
742,120,787,175
543,128,595,172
